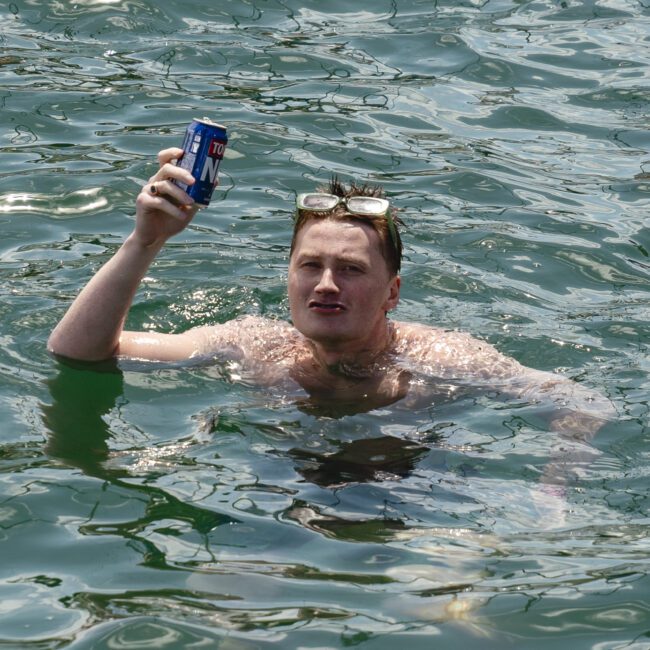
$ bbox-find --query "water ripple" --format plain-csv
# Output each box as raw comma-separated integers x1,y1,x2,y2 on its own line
1,0,649,646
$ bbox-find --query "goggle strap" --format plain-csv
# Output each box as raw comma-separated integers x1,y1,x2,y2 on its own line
385,210,398,252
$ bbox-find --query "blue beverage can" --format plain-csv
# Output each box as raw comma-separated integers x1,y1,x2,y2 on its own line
174,117,228,207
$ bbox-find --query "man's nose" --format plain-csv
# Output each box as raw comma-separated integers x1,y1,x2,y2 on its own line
315,268,339,292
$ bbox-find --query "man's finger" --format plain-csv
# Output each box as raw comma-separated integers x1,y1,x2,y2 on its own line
157,147,184,165
149,163,195,186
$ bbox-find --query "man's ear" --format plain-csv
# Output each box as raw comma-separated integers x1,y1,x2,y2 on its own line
386,275,400,312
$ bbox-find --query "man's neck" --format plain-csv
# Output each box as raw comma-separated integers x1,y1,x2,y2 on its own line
307,320,396,378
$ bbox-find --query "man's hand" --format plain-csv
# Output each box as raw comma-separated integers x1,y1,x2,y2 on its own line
134,147,200,248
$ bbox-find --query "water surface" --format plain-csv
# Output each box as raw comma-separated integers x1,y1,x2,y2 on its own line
1,0,649,647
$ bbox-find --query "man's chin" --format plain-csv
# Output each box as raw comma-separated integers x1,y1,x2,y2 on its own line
295,319,355,346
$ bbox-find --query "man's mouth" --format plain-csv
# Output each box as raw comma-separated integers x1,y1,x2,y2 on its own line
308,300,346,313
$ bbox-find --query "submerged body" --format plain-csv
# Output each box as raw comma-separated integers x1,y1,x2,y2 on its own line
123,313,608,430
48,148,613,433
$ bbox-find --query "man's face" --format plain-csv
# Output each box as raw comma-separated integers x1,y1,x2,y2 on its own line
288,218,400,352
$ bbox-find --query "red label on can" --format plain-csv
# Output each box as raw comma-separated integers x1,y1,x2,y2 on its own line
208,139,226,158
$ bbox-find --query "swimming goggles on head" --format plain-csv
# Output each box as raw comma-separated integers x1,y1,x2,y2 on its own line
296,193,390,216
296,193,398,250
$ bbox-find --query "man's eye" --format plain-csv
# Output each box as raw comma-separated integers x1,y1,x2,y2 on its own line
342,265,363,273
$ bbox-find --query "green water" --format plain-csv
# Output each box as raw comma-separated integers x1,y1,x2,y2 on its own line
1,0,649,647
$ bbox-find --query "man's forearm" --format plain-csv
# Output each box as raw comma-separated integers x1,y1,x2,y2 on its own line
47,234,163,361
48,148,200,362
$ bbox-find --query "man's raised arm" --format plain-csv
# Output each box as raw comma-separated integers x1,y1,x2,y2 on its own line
48,148,202,362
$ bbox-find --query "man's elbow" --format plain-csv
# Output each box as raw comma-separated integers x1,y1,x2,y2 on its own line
546,382,616,439
47,329,117,363
514,369,616,437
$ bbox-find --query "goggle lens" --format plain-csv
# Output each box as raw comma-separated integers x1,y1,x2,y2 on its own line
299,194,340,210
346,197,388,215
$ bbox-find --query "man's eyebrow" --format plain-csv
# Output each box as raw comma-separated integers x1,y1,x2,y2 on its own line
294,251,369,266
338,256,369,267
292,248,319,259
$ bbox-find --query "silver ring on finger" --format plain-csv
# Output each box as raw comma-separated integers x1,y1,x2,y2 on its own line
149,182,159,196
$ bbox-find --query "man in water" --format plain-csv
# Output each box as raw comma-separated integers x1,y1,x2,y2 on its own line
48,148,612,431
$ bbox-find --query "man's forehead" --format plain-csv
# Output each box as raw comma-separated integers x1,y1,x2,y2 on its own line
296,217,378,242
295,219,378,249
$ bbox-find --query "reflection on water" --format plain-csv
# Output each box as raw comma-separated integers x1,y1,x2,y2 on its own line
1,0,649,646
289,436,429,487
37,355,630,646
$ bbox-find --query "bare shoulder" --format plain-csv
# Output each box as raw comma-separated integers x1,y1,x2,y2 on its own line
391,321,524,380
392,320,504,354
195,315,300,362
391,322,615,431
